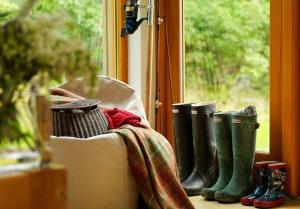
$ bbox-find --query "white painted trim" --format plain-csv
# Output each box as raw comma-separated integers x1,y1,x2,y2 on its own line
127,0,156,126
128,29,143,96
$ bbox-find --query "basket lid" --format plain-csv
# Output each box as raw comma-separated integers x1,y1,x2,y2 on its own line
51,99,101,110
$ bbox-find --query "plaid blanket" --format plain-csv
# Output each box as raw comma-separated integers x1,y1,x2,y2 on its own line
112,125,195,209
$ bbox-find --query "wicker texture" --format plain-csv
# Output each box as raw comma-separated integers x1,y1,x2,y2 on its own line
51,100,109,138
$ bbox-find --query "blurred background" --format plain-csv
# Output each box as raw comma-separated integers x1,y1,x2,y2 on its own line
184,0,270,151
0,0,270,153
0,0,104,160
0,0,103,70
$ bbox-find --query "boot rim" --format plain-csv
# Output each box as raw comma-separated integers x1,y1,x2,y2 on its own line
213,111,237,116
192,101,216,107
255,161,278,168
172,102,197,106
232,112,257,117
268,162,287,169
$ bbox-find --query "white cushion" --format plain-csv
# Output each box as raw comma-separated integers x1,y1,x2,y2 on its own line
51,133,139,209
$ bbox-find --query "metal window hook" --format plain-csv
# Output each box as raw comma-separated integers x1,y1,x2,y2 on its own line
121,0,154,37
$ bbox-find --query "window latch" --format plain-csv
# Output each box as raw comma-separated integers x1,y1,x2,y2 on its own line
155,100,163,109
157,17,165,25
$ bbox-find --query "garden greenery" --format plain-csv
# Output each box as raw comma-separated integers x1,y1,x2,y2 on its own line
185,0,270,150
0,0,98,145
185,0,270,104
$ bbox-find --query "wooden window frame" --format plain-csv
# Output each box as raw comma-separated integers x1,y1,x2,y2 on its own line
117,0,128,83
157,0,281,159
103,0,128,83
256,0,282,162
155,0,182,148
156,0,300,196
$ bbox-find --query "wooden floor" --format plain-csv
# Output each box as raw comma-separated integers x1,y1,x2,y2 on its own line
190,196,300,209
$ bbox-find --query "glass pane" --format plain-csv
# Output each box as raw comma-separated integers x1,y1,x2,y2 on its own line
1,0,104,72
0,0,104,152
184,0,270,151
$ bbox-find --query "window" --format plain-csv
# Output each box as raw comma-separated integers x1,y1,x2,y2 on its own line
1,0,104,73
0,0,123,151
184,0,270,152
157,0,300,196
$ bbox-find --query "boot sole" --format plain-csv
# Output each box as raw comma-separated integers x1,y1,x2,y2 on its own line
215,193,240,203
253,198,284,208
201,189,217,200
240,197,254,206
184,188,202,196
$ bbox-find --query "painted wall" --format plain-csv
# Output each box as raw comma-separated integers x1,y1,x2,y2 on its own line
128,0,156,126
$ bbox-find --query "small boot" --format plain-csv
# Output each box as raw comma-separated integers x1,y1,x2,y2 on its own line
215,106,259,202
254,162,287,208
182,102,218,196
240,161,277,206
172,103,195,182
201,111,234,200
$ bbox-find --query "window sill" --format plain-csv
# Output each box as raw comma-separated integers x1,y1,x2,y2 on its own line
190,196,300,209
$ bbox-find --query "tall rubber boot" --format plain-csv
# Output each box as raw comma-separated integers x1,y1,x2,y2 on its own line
240,161,277,206
172,103,195,182
182,102,218,196
201,111,235,200
253,162,287,208
215,106,259,202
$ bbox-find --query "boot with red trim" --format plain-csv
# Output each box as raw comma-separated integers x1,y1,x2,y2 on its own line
253,162,287,208
240,161,277,206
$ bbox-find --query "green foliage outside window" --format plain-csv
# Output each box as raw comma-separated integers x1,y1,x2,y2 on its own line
0,0,103,69
185,0,270,150
0,0,102,149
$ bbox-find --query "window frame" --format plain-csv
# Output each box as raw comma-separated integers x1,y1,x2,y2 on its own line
155,0,182,148
155,0,300,196
103,0,128,83
156,0,282,161
256,0,282,161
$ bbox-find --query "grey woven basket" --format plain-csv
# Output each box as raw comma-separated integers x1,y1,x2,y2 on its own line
51,99,109,138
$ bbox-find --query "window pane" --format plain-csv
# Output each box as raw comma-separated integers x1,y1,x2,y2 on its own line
1,0,104,72
0,0,104,151
184,0,270,151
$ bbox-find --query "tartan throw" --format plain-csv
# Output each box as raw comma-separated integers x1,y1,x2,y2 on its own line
112,125,195,209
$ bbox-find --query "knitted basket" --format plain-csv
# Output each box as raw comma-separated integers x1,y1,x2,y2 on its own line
51,99,109,138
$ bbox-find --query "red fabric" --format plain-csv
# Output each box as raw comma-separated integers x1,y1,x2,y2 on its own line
103,108,146,129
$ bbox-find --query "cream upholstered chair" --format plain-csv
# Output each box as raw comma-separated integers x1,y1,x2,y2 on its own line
51,76,145,209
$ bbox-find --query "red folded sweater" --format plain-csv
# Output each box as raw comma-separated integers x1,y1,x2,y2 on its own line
103,108,147,129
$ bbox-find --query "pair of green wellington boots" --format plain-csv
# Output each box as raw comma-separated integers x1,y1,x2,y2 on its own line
201,106,260,202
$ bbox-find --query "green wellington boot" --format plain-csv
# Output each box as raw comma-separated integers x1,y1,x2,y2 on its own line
172,103,195,182
215,106,259,202
201,111,234,200
182,102,218,196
